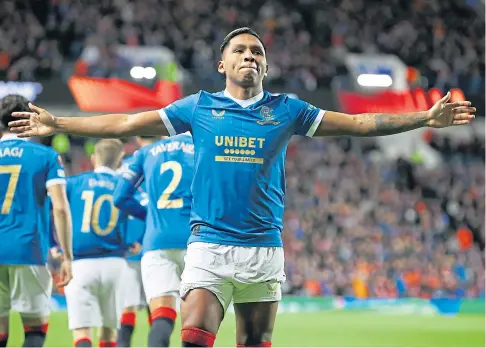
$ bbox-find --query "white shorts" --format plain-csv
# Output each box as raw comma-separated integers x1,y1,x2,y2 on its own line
123,261,145,309
65,257,126,330
0,265,52,318
180,242,285,312
141,249,186,302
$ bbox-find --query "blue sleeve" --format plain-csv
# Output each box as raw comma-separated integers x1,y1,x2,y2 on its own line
113,178,147,220
119,150,144,188
46,151,66,188
287,97,325,137
157,92,201,135
114,151,147,220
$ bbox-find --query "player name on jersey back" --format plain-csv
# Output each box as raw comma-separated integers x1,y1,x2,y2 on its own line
88,178,116,190
0,146,23,158
159,90,325,247
148,139,194,156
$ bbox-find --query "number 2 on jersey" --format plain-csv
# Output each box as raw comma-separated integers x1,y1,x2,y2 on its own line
81,190,119,235
157,161,183,209
0,165,21,214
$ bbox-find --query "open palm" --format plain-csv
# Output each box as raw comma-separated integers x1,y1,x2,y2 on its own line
427,92,476,128
8,103,57,137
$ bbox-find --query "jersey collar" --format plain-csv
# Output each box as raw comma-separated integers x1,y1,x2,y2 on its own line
223,89,264,108
0,133,28,142
94,166,116,175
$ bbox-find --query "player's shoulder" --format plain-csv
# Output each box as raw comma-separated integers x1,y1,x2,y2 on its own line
1,138,56,155
170,132,193,144
1,140,62,171
263,91,300,105
168,90,203,108
199,90,229,104
67,171,93,183
143,138,167,153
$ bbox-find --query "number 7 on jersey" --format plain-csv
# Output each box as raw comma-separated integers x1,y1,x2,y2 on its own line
0,165,22,214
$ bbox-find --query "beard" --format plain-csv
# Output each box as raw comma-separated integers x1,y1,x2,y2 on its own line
238,71,260,87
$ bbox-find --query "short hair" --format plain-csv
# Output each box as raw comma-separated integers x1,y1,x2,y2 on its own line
94,139,124,169
0,95,30,129
220,27,266,55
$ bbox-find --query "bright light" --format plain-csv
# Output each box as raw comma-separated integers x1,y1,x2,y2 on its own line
357,74,393,87
144,67,157,79
130,66,145,79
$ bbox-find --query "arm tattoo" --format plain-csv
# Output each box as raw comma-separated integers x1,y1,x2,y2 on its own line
356,111,429,136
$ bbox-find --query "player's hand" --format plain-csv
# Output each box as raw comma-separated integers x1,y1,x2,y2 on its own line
128,242,142,256
8,103,57,138
57,259,73,287
427,91,476,128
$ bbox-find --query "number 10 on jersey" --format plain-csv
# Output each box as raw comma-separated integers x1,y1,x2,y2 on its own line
81,191,119,236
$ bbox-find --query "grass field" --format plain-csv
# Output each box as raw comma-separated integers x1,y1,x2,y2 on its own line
6,310,485,347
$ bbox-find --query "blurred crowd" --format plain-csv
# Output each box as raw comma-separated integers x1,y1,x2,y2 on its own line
1,0,484,93
282,134,484,299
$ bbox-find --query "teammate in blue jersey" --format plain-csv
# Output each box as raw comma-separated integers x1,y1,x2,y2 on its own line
10,27,476,347
115,137,154,348
114,133,194,347
64,139,141,348
0,95,73,348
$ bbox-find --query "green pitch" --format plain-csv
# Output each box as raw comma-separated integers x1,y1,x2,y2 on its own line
7,311,485,347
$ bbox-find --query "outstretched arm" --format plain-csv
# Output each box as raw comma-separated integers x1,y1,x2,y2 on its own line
8,103,168,138
315,92,475,137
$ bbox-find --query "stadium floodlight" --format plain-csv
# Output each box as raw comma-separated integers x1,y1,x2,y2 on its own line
130,66,145,79
144,67,157,79
357,74,393,87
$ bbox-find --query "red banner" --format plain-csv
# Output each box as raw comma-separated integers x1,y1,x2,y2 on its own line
68,77,182,112
337,88,466,114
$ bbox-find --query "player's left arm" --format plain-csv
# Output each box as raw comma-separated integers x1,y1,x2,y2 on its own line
113,151,147,220
113,180,147,220
314,92,475,137
45,153,73,262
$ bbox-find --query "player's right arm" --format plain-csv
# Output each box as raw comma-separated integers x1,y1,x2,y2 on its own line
8,93,199,138
9,103,167,138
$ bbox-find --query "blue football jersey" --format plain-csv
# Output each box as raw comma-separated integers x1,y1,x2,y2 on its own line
0,135,66,265
119,156,146,261
158,90,325,247
120,134,194,250
67,167,130,260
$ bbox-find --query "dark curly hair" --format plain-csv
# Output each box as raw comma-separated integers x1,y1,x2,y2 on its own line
0,94,30,130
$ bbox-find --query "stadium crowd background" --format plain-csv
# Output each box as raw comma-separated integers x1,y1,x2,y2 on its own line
1,0,484,93
1,0,484,300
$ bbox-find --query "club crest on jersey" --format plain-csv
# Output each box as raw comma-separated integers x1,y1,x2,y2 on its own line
212,109,225,118
257,106,280,125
